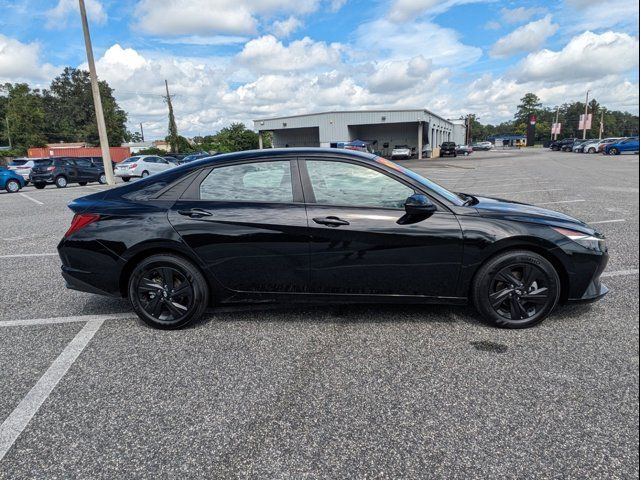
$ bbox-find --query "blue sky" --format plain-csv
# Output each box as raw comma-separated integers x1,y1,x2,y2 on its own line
1,0,638,139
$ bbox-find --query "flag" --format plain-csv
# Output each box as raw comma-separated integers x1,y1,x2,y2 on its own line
579,114,593,130
552,123,562,135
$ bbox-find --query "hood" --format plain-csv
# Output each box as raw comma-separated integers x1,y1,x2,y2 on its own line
469,195,596,235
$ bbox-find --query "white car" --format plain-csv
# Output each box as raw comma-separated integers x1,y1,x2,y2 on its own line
580,140,600,154
391,145,412,159
114,155,177,182
7,158,50,184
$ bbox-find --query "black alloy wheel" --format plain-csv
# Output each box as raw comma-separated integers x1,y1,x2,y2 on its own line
5,179,20,193
472,251,560,328
128,254,209,329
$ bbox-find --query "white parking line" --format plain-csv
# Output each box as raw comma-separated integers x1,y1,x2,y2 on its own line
0,312,133,327
0,253,58,259
601,269,639,278
18,193,44,206
588,219,626,225
536,199,586,206
483,188,563,195
0,319,104,462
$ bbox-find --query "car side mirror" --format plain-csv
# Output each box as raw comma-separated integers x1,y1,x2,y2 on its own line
404,194,437,215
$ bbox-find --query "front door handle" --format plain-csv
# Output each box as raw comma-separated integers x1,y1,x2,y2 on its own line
313,216,350,227
178,208,212,218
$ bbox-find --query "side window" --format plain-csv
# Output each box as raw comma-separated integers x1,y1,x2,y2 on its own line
306,160,414,209
199,161,293,203
75,158,91,167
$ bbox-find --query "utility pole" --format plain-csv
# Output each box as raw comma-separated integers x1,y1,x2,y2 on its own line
5,117,12,149
79,0,115,185
598,109,605,140
582,90,590,140
553,108,559,141
140,122,145,142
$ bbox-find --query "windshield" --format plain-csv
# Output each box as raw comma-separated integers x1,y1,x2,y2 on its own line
374,157,464,206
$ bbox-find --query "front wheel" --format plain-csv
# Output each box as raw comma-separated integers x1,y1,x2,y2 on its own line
128,254,209,330
141,171,149,178
472,250,560,329
98,173,106,184
609,148,619,155
5,179,21,193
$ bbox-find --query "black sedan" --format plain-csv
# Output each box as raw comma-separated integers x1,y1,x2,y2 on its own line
58,148,608,330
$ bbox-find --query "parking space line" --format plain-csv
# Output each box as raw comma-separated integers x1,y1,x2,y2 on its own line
482,188,563,195
536,199,586,206
18,193,44,206
0,313,133,327
589,219,626,225
0,319,104,462
0,253,57,259
601,269,639,278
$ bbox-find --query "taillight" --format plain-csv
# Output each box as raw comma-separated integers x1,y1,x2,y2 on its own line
64,214,100,238
129,163,137,168
47,166,56,171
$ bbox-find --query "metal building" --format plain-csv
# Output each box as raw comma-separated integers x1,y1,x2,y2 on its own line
254,110,467,159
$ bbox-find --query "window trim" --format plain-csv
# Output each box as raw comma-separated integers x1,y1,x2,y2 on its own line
180,158,304,204
298,157,448,212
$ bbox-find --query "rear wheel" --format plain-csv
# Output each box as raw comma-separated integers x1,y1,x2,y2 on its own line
122,177,130,182
5,179,20,193
128,254,209,330
609,148,619,155
588,147,596,153
472,250,560,328
98,173,106,184
55,176,67,188
141,171,150,178
34,182,46,189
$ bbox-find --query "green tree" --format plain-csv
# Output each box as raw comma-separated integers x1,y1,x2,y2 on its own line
1,83,47,148
166,91,179,153
43,67,128,145
515,93,543,124
203,123,267,153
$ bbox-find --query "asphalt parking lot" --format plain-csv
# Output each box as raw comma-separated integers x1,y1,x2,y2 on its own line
1,149,638,478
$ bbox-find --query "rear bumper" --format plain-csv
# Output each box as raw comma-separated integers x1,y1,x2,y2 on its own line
29,173,55,183
62,266,119,297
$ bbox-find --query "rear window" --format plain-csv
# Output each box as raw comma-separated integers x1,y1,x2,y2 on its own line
442,142,455,147
35,159,53,166
123,156,142,163
8,160,28,166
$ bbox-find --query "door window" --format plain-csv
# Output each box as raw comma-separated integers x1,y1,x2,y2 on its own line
306,160,414,209
199,161,293,203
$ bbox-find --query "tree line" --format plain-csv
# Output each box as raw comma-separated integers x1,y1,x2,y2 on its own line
469,93,639,143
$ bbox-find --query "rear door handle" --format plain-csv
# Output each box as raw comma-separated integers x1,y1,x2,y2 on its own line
178,208,212,218
313,216,350,227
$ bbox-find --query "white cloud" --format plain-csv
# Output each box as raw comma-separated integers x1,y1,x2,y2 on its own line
133,0,319,36
159,35,249,46
238,35,342,72
354,19,482,67
329,0,347,12
389,0,488,22
564,0,639,32
491,15,559,58
271,16,303,38
367,56,432,93
0,34,57,82
46,0,107,28
499,6,547,24
516,30,639,83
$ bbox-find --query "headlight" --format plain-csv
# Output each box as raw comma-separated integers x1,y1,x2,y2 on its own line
552,227,607,252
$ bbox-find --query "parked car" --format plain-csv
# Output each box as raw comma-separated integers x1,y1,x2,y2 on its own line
572,140,591,153
29,157,108,189
440,142,457,157
163,153,189,162
597,138,623,153
580,140,600,154
471,141,493,151
114,155,177,182
604,137,639,155
0,166,26,193
7,158,51,184
177,152,211,165
456,145,473,156
391,145,412,159
59,148,608,330
549,138,576,151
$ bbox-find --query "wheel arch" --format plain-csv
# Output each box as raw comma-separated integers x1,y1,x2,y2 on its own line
118,243,215,301
467,240,570,303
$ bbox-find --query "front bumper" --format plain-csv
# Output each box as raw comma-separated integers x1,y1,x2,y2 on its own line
567,249,609,303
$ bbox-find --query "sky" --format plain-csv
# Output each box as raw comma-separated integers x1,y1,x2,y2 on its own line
0,0,638,140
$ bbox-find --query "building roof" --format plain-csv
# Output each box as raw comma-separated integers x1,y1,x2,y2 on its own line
254,108,451,124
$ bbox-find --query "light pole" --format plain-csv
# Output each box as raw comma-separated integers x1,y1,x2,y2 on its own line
79,0,115,185
582,90,591,140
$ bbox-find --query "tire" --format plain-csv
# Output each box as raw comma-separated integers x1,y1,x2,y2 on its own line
609,148,619,155
127,254,209,330
588,147,596,154
78,182,88,186
471,250,561,329
98,173,106,184
55,176,68,188
122,177,130,182
34,183,46,189
141,171,149,178
5,179,20,193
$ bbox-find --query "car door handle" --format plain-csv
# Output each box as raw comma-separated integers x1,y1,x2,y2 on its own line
313,216,350,227
178,208,212,218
